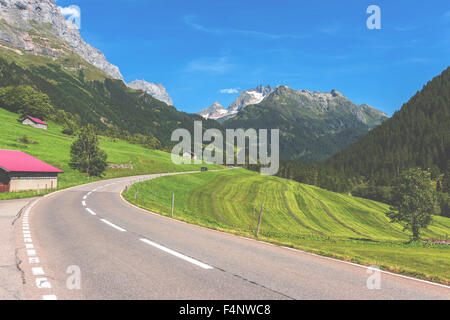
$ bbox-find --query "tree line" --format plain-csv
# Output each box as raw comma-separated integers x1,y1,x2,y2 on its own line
247,67,450,218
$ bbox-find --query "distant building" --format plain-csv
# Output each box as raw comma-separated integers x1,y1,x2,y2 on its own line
22,116,48,130
0,150,64,193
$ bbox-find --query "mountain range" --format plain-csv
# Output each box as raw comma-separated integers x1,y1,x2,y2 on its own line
220,85,389,161
0,0,174,105
0,1,215,146
328,66,450,184
270,66,449,215
0,0,390,163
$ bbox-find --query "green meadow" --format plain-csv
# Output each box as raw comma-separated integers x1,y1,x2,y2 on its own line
0,107,221,200
124,169,450,285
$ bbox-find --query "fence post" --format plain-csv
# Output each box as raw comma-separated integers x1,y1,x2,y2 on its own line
135,189,139,204
171,193,175,218
37,185,40,195
256,205,264,237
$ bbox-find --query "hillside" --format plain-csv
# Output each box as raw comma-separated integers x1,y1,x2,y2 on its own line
124,169,450,284
328,66,450,185
0,107,222,200
223,86,388,162
0,47,220,146
0,1,221,147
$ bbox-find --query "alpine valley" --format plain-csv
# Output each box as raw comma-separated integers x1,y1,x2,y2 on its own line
199,85,389,162
0,0,217,147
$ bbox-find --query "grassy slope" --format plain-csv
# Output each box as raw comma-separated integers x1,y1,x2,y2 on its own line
124,169,450,284
0,107,221,200
0,46,222,146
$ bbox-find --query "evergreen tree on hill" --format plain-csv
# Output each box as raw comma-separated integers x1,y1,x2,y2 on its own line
70,125,108,177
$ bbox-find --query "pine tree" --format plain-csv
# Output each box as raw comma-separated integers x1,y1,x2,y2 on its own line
70,125,108,177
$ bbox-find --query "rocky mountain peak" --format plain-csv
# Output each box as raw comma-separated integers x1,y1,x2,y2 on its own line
197,101,227,120
0,0,123,80
127,80,173,105
331,89,344,97
197,85,274,121
255,84,272,95
211,101,223,108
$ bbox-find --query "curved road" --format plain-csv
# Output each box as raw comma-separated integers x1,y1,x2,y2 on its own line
16,173,450,300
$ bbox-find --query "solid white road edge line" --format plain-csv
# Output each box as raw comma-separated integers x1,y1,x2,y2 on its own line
140,238,213,270
100,219,126,232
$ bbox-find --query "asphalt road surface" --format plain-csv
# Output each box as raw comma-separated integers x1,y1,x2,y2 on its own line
15,172,450,300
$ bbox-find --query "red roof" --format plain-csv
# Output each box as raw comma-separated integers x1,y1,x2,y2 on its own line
0,150,63,173
26,116,48,126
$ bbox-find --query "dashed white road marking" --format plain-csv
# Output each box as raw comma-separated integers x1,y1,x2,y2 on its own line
35,278,52,289
86,208,97,216
82,201,86,207
32,267,45,276
83,195,87,200
100,219,126,232
29,257,40,264
20,197,58,298
140,238,213,270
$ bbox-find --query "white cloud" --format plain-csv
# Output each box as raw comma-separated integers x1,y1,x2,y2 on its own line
219,88,240,94
59,6,81,19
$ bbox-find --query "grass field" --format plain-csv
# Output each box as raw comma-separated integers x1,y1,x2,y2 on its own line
0,107,222,200
124,169,450,285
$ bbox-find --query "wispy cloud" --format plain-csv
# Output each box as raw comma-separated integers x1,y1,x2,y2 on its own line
184,56,235,74
184,15,303,40
219,88,240,94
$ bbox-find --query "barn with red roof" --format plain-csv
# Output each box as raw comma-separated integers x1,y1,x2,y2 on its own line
0,150,64,193
22,115,48,130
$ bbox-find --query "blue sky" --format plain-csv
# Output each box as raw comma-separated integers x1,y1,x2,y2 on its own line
55,0,450,115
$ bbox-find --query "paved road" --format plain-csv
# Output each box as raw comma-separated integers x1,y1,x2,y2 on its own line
16,173,450,300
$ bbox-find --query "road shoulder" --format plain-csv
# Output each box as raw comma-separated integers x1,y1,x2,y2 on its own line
0,198,35,300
